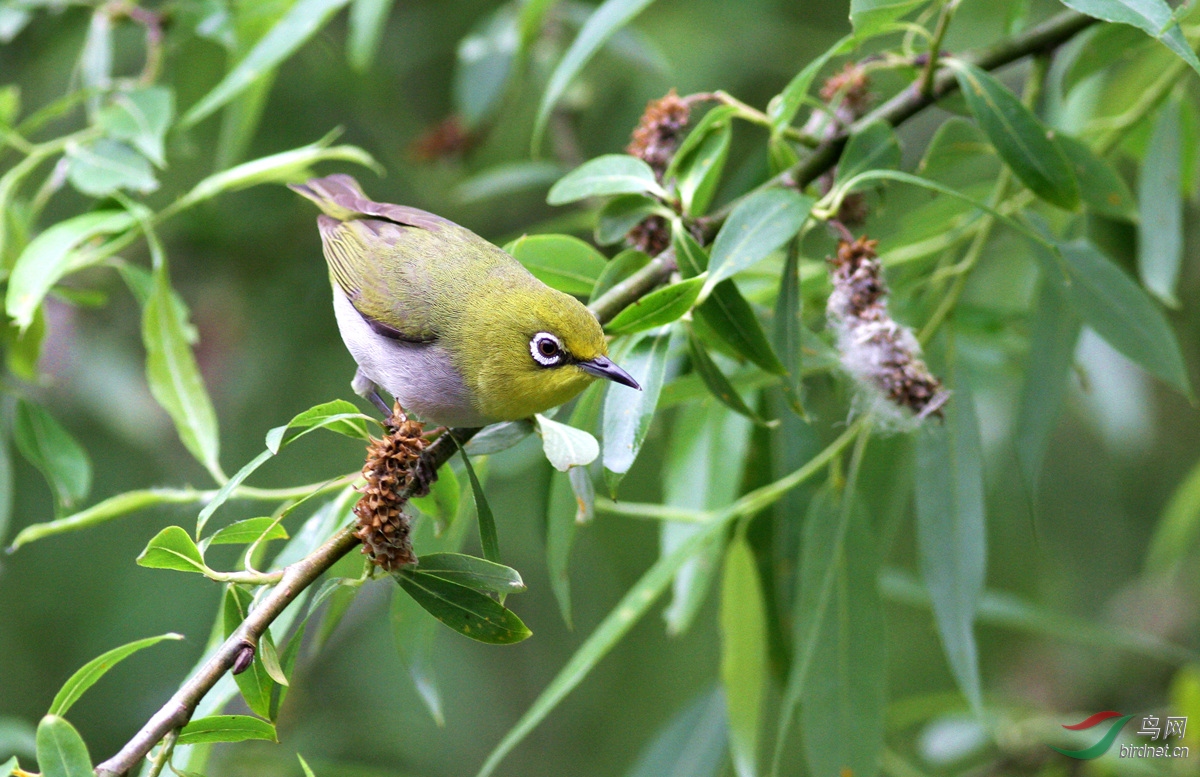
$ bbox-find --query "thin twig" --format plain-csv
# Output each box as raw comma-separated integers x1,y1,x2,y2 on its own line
918,0,958,97
91,11,1099,775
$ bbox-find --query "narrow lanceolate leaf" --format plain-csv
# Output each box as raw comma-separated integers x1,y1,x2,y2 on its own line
6,210,135,331
1058,240,1190,395
143,266,221,478
1015,280,1081,492
347,0,396,71
768,34,856,132
675,120,731,216
391,582,446,726
506,234,609,296
35,716,92,777
800,515,885,777
459,445,500,563
952,61,1079,210
410,465,460,535
223,586,276,718
1145,457,1200,576
395,569,532,644
49,633,183,716
532,0,659,151
674,227,786,376
12,400,91,510
850,0,929,38
626,689,728,777
176,715,277,745
602,327,672,495
1059,0,1200,77
415,552,526,596
547,470,580,626
196,450,272,537
205,517,289,546
687,332,775,427
183,0,353,126
591,248,651,299
453,5,519,127
1139,97,1183,307
264,399,373,453
596,196,664,245
1056,135,1137,221
606,277,704,335
915,378,986,715
774,240,804,414
720,536,768,777
464,419,535,456
546,154,666,204
535,414,600,471
137,526,208,574
9,489,201,550
705,189,811,292
836,119,901,187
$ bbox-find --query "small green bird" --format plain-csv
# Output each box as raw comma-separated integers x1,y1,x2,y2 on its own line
291,175,639,427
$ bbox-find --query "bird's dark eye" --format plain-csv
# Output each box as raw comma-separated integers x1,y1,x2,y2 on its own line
530,332,565,367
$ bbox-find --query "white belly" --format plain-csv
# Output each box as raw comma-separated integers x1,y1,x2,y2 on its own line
332,288,489,427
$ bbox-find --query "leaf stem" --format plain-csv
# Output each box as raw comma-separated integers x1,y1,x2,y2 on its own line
919,0,958,97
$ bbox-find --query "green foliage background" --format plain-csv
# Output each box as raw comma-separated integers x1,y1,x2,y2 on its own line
1,1,1200,776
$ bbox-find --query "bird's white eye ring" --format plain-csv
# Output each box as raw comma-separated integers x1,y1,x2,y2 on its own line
531,332,564,366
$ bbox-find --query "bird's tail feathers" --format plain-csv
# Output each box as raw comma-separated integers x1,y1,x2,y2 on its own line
289,174,369,220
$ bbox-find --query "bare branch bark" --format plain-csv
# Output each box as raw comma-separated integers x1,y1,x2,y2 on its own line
93,10,1096,775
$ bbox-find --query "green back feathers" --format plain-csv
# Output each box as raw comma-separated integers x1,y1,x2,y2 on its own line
292,174,610,421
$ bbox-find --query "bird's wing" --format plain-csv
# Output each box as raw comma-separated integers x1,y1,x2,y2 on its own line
293,175,472,343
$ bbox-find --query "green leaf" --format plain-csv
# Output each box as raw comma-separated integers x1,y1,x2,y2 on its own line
183,0,353,126
546,155,666,206
773,240,804,414
9,488,201,550
177,132,380,208
767,34,855,132
453,5,519,127
662,403,752,636
532,0,658,151
1145,457,1200,576
65,138,157,197
264,399,373,453
205,517,289,546
6,210,135,332
705,189,812,292
415,552,526,595
258,634,289,686
625,689,727,777
6,306,45,380
952,61,1079,210
595,195,665,246
297,752,318,777
223,586,275,718
547,469,580,626
49,633,183,716
1063,22,1151,93
12,400,90,510
348,0,396,72
917,116,1000,192
98,87,174,166
800,513,885,777
837,118,901,186
719,536,767,777
915,376,986,715
0,756,16,777
35,716,91,777
665,105,736,181
1058,240,1190,394
1057,134,1138,220
606,277,704,335
176,715,277,746
601,327,672,495
686,332,775,427
455,161,564,205
395,569,531,644
850,0,929,38
1138,96,1183,306
136,526,208,574
535,414,600,471
0,424,10,548
410,465,460,535
143,265,222,478
391,578,446,726
464,419,535,456
1015,279,1081,492
674,227,787,375
1059,0,1200,77
591,248,651,300
506,233,609,296
458,445,500,563
676,120,731,216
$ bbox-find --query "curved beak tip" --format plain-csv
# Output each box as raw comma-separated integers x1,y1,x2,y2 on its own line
580,356,641,390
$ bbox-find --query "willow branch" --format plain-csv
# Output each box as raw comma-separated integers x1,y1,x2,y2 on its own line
93,10,1098,776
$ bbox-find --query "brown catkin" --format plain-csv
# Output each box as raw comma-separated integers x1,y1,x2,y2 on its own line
626,88,691,179
352,406,429,570
827,236,948,420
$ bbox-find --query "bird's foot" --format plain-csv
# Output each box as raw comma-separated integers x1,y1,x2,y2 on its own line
411,449,438,498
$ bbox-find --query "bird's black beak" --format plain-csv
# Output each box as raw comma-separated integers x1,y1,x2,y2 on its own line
580,355,641,390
